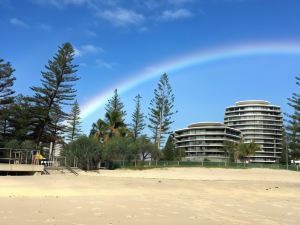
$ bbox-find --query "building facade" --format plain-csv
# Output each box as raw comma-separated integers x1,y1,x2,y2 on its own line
224,100,283,163
174,122,241,162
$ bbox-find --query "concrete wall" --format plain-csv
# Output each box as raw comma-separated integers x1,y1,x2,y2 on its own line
0,163,44,172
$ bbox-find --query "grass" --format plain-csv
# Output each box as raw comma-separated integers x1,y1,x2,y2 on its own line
111,160,300,172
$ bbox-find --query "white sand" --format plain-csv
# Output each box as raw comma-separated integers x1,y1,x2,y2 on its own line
0,168,300,225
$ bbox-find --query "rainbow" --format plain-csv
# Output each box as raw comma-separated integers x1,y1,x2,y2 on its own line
80,41,300,120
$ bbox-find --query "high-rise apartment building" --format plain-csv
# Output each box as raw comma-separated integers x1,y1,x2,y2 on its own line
224,100,283,163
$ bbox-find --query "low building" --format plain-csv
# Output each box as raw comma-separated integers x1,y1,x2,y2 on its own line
174,122,241,162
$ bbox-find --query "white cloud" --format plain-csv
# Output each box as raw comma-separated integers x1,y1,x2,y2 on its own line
32,0,118,9
159,8,193,21
10,18,29,28
81,44,103,53
98,8,145,27
32,0,89,7
74,44,103,57
96,59,116,69
74,47,82,57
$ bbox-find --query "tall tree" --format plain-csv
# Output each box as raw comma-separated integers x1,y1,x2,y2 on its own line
105,89,126,123
66,100,82,142
286,75,300,161
30,42,79,144
163,134,175,161
130,94,145,140
0,58,16,143
148,73,177,151
0,58,15,105
9,95,35,142
47,104,66,143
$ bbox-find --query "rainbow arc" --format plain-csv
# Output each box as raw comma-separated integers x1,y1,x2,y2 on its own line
80,42,300,120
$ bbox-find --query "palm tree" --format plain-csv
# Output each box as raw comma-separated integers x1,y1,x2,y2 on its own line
90,119,108,143
223,140,238,163
104,111,125,137
239,140,260,162
90,111,128,144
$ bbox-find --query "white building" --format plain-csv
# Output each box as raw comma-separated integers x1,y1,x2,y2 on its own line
174,122,241,162
224,100,283,163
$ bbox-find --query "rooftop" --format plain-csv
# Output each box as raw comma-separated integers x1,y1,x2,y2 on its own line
236,100,270,106
188,122,224,128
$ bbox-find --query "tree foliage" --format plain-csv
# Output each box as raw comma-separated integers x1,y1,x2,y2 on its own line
8,95,35,142
66,100,82,141
105,89,126,123
130,94,145,140
30,42,79,144
91,89,128,143
104,136,133,163
0,58,16,144
223,140,260,162
286,75,300,161
0,58,15,105
133,135,156,161
63,136,102,170
148,73,177,151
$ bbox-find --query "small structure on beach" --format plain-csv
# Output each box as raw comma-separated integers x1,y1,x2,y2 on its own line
0,148,44,175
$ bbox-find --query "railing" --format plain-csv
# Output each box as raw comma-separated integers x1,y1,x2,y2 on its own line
108,160,300,172
0,148,36,165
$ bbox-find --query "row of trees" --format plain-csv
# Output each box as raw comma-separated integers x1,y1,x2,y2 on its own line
0,43,82,152
1,42,179,168
63,135,157,170
63,73,179,169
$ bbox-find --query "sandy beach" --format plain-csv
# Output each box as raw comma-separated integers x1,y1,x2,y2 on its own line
0,168,300,225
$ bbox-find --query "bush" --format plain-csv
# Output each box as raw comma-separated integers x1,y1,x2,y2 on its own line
63,136,103,170
5,139,20,149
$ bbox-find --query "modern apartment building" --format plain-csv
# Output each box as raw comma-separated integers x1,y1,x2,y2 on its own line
174,122,241,162
224,100,283,163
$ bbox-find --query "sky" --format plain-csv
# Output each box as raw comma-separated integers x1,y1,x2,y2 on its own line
1,0,300,136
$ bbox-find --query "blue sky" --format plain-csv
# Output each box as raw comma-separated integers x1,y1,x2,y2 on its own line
1,0,300,135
